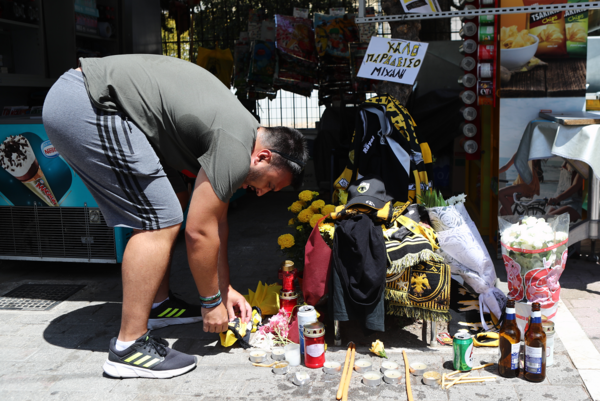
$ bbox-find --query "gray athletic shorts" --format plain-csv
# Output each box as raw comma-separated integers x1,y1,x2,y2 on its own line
42,69,185,230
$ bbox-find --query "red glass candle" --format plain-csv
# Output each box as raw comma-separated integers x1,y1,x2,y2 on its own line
303,321,326,369
280,291,298,317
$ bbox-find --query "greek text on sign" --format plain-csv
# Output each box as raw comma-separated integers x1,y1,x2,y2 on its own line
357,37,428,85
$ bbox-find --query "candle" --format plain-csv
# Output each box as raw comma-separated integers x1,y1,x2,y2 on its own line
271,347,285,361
284,343,301,367
293,371,311,386
410,362,427,376
249,350,266,363
362,371,382,387
383,369,402,385
354,359,373,373
423,371,442,386
272,361,289,375
380,360,399,373
323,361,342,374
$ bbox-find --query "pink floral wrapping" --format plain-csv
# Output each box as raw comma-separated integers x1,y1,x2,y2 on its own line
499,214,569,309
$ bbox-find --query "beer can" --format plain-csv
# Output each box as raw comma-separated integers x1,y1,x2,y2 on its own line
458,73,477,88
478,63,493,79
479,15,495,25
461,106,478,121
453,332,474,371
479,26,496,43
460,56,476,72
480,0,495,7
459,122,477,137
298,305,318,356
478,44,496,61
460,39,477,55
460,22,477,38
460,90,477,105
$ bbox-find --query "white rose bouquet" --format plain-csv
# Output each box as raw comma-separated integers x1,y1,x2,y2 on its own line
499,214,569,308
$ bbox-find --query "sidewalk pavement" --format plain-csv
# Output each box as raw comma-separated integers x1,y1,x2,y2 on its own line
0,192,599,400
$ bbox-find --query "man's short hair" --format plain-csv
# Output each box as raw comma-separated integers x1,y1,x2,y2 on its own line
260,126,309,189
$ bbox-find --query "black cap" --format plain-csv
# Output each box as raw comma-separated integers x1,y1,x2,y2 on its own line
346,175,393,209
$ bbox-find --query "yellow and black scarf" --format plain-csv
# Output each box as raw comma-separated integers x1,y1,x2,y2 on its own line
333,95,433,204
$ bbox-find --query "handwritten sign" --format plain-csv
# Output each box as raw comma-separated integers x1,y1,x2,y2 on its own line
357,37,428,85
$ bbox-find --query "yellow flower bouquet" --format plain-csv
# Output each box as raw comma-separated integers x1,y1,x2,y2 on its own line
278,190,337,268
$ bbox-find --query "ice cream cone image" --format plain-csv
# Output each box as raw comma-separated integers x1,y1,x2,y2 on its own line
0,135,58,206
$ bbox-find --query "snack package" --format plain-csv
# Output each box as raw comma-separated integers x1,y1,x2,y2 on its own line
565,0,588,58
524,0,568,58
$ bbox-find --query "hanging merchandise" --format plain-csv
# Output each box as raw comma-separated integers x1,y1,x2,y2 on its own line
232,36,252,95
274,15,318,97
196,46,234,88
247,40,278,97
350,42,377,94
313,13,359,61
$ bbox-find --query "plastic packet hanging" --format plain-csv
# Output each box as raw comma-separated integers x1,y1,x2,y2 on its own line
247,40,278,87
314,13,359,61
275,15,317,65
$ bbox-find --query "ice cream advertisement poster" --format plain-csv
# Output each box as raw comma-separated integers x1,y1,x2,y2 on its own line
357,37,428,85
0,124,97,208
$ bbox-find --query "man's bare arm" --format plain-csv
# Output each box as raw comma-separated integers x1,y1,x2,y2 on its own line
185,169,229,333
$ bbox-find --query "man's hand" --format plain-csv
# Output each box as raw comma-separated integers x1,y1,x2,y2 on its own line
223,286,252,323
201,302,229,333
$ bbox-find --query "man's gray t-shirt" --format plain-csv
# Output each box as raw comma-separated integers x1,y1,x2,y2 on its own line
79,54,259,202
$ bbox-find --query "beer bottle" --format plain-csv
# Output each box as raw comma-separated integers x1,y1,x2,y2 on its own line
498,299,521,378
524,302,546,382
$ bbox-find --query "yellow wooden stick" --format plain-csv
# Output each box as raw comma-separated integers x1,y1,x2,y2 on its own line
472,363,494,371
336,343,354,400
342,346,356,401
446,372,470,389
403,350,414,401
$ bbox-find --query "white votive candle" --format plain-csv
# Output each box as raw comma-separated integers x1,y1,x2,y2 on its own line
271,347,285,361
380,360,399,373
410,362,427,375
249,350,266,363
284,343,301,367
354,359,373,373
362,371,382,387
323,361,342,374
383,369,402,384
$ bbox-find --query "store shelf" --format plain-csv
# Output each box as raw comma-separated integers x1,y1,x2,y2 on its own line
356,1,600,23
0,73,55,88
76,32,116,41
0,18,39,29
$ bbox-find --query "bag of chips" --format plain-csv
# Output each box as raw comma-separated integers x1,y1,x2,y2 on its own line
524,0,568,58
565,0,588,58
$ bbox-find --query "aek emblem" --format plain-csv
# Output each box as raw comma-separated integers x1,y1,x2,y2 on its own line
357,182,370,194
